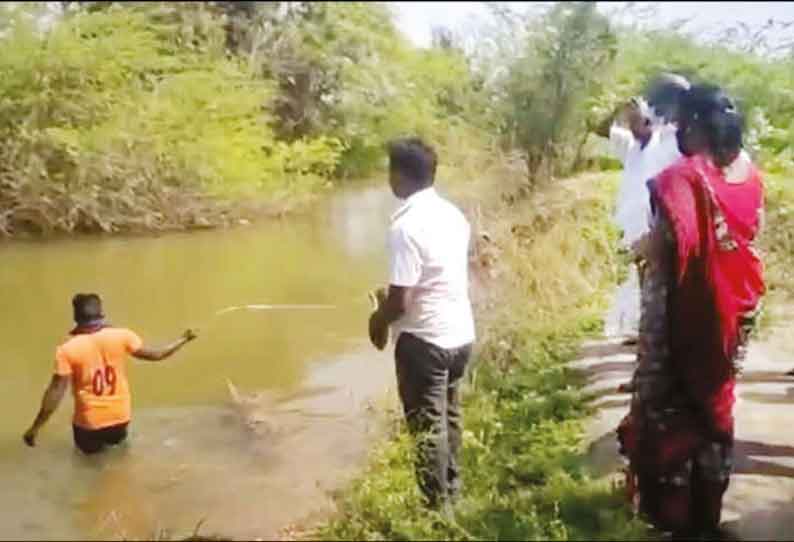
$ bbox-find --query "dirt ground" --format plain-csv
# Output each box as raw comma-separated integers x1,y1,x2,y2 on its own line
572,289,794,541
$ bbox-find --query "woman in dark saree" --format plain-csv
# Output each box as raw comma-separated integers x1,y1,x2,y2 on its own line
617,85,765,538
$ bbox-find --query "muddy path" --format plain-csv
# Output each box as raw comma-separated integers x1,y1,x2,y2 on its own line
572,289,794,540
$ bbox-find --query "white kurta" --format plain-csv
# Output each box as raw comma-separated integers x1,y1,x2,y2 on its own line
610,124,681,248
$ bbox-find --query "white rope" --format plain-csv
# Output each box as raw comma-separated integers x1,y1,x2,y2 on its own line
214,304,337,316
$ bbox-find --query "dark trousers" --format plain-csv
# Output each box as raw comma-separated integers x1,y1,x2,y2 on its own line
395,332,472,508
73,422,129,455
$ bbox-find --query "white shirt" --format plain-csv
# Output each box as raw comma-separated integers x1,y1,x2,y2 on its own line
388,187,475,350
723,149,753,184
610,123,681,247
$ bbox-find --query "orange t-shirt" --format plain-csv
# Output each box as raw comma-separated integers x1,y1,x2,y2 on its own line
54,328,143,430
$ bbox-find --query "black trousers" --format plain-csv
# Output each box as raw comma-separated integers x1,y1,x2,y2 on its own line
73,422,129,455
395,333,472,508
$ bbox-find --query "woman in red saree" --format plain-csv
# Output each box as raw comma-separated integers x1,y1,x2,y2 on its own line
617,85,765,538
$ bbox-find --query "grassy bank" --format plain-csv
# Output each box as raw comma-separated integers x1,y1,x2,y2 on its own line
309,163,793,541
755,173,794,346
761,175,794,302
310,172,650,541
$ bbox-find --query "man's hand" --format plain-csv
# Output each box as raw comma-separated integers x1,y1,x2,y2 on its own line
368,287,390,351
24,374,68,447
615,99,642,125
369,311,389,351
596,101,630,138
134,330,198,362
23,427,37,447
630,234,650,262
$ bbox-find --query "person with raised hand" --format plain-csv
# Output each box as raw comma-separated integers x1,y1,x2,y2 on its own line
23,293,197,454
617,85,765,539
596,74,691,347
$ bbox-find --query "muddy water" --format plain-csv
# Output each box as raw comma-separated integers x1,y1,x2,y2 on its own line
0,184,399,540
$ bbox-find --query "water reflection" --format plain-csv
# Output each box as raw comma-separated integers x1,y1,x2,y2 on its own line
0,184,395,540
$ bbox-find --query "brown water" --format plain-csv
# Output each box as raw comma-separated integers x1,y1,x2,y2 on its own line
0,184,399,540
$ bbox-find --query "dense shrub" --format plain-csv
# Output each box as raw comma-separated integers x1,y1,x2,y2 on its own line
0,4,342,234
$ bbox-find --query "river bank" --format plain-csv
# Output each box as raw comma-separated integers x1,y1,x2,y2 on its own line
0,178,355,241
302,170,794,542
0,3,485,241
300,171,648,541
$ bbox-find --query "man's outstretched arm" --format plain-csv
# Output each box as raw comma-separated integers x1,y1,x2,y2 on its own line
132,329,198,362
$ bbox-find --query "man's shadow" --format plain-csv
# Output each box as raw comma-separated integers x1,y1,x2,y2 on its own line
586,430,794,540
732,440,794,478
740,385,794,405
739,371,794,385
585,431,794,479
721,496,794,541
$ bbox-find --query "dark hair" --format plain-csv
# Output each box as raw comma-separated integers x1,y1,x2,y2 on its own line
645,72,690,123
72,293,104,324
387,137,437,187
680,84,744,166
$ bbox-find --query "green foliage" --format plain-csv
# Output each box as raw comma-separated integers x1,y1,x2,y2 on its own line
315,173,651,541
231,1,486,178
0,1,492,236
0,4,342,235
468,5,794,183
487,3,618,183
607,28,794,174
760,174,794,302
1,1,792,236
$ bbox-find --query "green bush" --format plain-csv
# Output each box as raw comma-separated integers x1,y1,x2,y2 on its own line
606,28,794,174
0,4,343,235
210,1,488,179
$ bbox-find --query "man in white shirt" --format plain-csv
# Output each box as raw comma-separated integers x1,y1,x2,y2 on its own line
598,97,682,255
368,137,475,511
596,74,690,343
612,103,680,253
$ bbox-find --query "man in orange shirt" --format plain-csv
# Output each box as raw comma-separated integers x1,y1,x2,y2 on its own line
23,293,198,454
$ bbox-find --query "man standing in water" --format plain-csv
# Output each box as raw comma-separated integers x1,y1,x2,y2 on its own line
369,137,475,512
23,293,197,454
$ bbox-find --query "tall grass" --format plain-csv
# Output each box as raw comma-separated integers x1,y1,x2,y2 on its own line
761,175,794,299
754,174,794,338
313,172,651,541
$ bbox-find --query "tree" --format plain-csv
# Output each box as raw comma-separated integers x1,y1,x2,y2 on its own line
500,2,617,184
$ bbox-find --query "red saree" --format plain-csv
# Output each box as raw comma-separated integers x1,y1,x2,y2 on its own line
656,153,763,439
618,153,764,533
